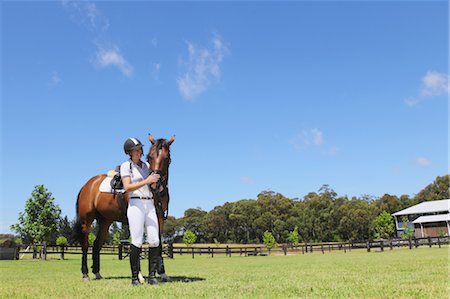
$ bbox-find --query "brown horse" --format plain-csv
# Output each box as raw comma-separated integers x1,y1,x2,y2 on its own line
74,134,175,281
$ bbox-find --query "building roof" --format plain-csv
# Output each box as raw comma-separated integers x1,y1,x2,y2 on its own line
413,214,450,224
392,199,450,216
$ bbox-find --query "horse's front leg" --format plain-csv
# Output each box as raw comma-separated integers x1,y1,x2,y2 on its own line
92,218,113,280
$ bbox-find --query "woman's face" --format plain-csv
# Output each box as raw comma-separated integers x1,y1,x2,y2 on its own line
130,147,142,159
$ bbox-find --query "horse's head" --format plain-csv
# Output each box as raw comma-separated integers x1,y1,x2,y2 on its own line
146,134,175,190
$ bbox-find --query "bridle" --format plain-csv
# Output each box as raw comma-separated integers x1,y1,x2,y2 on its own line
148,144,171,220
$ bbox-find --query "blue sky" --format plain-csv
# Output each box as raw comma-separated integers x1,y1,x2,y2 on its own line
1,1,448,233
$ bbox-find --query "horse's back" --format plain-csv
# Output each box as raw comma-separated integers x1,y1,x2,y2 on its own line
77,174,107,218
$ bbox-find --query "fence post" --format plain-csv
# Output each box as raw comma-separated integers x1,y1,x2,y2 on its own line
226,245,230,257
15,245,20,260
321,245,324,254
191,247,194,259
118,244,123,260
344,243,346,253
389,239,393,250
310,244,313,253
437,237,441,248
428,237,432,248
305,243,308,253
42,243,47,260
211,247,214,258
414,237,419,248
367,240,371,252
301,245,304,254
408,238,412,249
60,246,65,260
169,243,174,258
283,244,287,256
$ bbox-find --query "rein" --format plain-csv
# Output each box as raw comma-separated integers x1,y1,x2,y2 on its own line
149,169,169,220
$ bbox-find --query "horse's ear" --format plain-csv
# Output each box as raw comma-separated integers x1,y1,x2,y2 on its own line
148,134,156,145
168,135,176,145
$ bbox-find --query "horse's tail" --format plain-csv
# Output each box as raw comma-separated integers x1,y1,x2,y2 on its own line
73,191,84,244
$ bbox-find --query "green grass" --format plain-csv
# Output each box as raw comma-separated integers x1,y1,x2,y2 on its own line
1,247,449,298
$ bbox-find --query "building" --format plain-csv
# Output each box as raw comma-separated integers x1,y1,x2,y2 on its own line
392,199,450,238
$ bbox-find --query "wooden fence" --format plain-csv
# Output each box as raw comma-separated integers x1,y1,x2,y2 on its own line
11,236,449,260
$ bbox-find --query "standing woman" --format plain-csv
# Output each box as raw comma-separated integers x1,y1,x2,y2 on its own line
121,137,161,285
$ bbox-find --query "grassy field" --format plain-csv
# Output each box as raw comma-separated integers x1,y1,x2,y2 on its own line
1,246,448,298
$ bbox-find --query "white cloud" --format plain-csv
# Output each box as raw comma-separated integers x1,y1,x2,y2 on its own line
325,146,338,156
151,63,161,82
50,71,61,87
63,1,132,77
151,38,158,48
177,35,229,100
95,47,133,77
290,128,324,150
403,98,420,107
421,71,449,97
416,157,431,168
240,176,254,184
311,128,323,145
62,1,109,33
405,70,449,107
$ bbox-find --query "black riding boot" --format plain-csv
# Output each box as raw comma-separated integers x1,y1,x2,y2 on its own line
130,244,141,286
148,246,159,285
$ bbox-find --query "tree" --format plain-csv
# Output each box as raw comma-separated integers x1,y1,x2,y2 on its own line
262,231,277,252
372,211,395,239
58,216,75,244
162,216,181,242
183,230,197,246
287,226,300,246
414,175,450,204
10,185,61,244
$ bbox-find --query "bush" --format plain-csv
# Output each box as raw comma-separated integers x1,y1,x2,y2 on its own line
56,236,68,246
183,230,197,246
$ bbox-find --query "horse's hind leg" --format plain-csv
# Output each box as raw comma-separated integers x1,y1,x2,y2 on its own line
79,220,91,282
92,217,113,280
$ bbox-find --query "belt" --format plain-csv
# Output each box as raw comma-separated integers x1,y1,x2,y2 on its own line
130,196,153,200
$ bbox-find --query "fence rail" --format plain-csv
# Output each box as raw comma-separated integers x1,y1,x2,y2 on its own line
8,236,449,260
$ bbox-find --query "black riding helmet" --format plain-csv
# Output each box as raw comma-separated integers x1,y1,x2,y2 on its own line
123,137,144,155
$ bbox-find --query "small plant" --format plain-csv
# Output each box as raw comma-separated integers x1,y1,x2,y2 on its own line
400,216,415,240
88,233,96,246
288,226,299,246
112,232,121,245
263,231,277,253
183,230,197,247
437,230,448,238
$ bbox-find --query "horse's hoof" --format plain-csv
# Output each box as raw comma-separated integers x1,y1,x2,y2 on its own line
94,273,103,280
160,273,170,282
82,275,90,282
138,272,145,284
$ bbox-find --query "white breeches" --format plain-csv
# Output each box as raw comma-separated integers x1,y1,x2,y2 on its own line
127,198,160,248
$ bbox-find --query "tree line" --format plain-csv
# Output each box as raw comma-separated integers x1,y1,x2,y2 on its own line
9,175,449,246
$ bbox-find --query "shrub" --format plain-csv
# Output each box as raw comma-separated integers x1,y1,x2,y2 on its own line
56,236,68,246
183,230,197,247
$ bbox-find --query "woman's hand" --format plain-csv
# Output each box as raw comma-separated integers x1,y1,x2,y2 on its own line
146,173,160,184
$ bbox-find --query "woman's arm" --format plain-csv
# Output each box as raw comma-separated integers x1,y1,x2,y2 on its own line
122,173,160,193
